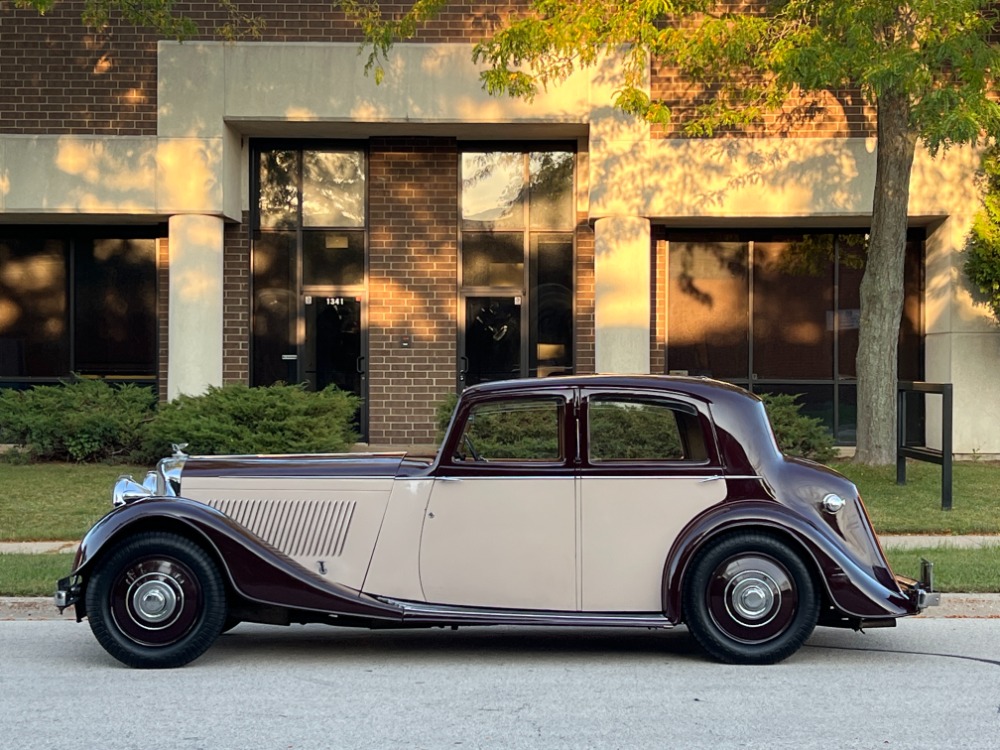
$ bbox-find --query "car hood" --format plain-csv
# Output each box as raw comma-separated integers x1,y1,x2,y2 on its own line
180,452,415,481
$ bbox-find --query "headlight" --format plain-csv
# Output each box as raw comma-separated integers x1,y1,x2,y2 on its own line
112,476,153,508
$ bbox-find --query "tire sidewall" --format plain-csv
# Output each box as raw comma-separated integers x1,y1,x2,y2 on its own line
84,532,227,669
683,532,819,665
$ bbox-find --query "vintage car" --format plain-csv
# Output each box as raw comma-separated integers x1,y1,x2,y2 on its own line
56,375,939,668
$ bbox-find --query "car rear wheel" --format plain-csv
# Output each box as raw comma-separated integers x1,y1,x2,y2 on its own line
682,532,819,664
84,532,227,669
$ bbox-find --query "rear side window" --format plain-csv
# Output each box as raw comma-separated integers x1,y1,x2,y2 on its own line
455,397,563,463
588,397,708,463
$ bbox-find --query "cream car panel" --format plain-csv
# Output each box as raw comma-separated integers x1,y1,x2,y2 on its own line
182,477,392,589
419,477,576,610
581,476,727,611
362,479,434,601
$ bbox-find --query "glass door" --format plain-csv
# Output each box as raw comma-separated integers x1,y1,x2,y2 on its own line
460,296,523,387
303,293,366,439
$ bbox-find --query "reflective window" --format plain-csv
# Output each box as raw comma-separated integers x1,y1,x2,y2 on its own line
303,231,365,286
302,151,365,227
0,233,157,384
258,150,298,229
251,232,297,387
753,239,835,380
74,239,157,375
667,241,749,379
455,397,563,462
252,145,368,392
665,231,923,443
462,233,524,287
460,148,575,386
588,398,707,462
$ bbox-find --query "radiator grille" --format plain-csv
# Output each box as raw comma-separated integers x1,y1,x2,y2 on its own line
207,499,356,557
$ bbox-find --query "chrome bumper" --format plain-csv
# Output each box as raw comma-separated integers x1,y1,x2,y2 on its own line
917,558,942,608
55,575,81,614
897,558,941,611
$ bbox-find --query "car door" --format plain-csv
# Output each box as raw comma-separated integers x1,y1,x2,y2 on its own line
419,391,578,610
579,391,727,612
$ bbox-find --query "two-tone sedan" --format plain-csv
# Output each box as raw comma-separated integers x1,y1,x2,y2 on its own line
56,375,938,668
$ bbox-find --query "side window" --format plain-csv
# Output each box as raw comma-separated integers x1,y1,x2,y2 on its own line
588,397,708,463
455,398,563,463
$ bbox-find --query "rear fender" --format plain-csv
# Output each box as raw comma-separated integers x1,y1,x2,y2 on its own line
662,502,916,623
72,497,403,622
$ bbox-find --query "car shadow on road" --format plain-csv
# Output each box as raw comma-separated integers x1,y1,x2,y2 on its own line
206,623,708,665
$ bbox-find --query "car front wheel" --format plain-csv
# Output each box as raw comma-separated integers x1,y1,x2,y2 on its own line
84,532,227,668
682,532,819,665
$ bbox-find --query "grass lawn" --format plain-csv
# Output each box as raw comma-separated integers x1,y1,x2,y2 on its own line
834,460,1000,535
0,554,74,597
0,463,146,542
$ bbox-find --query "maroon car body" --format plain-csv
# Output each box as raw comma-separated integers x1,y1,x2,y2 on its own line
56,375,938,668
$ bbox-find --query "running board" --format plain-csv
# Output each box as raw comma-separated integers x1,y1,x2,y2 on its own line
380,598,675,629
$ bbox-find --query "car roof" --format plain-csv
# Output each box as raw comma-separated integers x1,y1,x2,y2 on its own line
462,374,761,406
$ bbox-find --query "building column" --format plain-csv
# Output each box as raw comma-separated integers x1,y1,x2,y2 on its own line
594,216,651,374
167,214,225,400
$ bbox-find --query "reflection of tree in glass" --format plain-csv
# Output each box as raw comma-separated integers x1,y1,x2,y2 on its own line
259,151,366,229
589,402,684,461
775,234,867,276
673,241,747,307
462,151,573,227
258,151,298,229
302,152,365,227
462,400,561,460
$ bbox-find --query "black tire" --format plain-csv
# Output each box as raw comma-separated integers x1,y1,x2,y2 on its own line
84,532,227,669
682,532,819,665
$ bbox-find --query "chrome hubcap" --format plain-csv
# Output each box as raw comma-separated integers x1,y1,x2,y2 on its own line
128,573,181,626
724,571,780,627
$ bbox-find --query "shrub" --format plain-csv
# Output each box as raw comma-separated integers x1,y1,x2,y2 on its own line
436,392,460,439
138,383,359,461
759,393,837,463
0,379,156,462
965,146,1000,325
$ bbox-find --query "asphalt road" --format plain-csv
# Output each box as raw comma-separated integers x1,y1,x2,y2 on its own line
2,619,998,750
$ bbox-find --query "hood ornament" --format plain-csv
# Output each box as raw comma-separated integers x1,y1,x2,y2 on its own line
171,443,189,458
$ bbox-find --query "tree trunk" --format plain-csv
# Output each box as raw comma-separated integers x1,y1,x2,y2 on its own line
853,91,917,465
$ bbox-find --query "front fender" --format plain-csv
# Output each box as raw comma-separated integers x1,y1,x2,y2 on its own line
72,496,403,622
662,501,916,623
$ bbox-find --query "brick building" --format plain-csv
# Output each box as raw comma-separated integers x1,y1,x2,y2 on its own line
1,2,996,453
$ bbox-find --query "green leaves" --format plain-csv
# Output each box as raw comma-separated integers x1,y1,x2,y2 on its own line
342,0,1000,147
16,0,265,41
965,147,1000,325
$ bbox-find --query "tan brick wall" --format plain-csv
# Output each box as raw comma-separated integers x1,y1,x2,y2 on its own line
223,219,251,385
1,1,531,135
575,216,596,375
367,137,459,445
650,233,667,375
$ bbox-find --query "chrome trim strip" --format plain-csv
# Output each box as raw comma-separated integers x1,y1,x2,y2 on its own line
381,598,675,628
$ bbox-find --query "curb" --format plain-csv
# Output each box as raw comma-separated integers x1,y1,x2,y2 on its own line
3,594,1000,621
